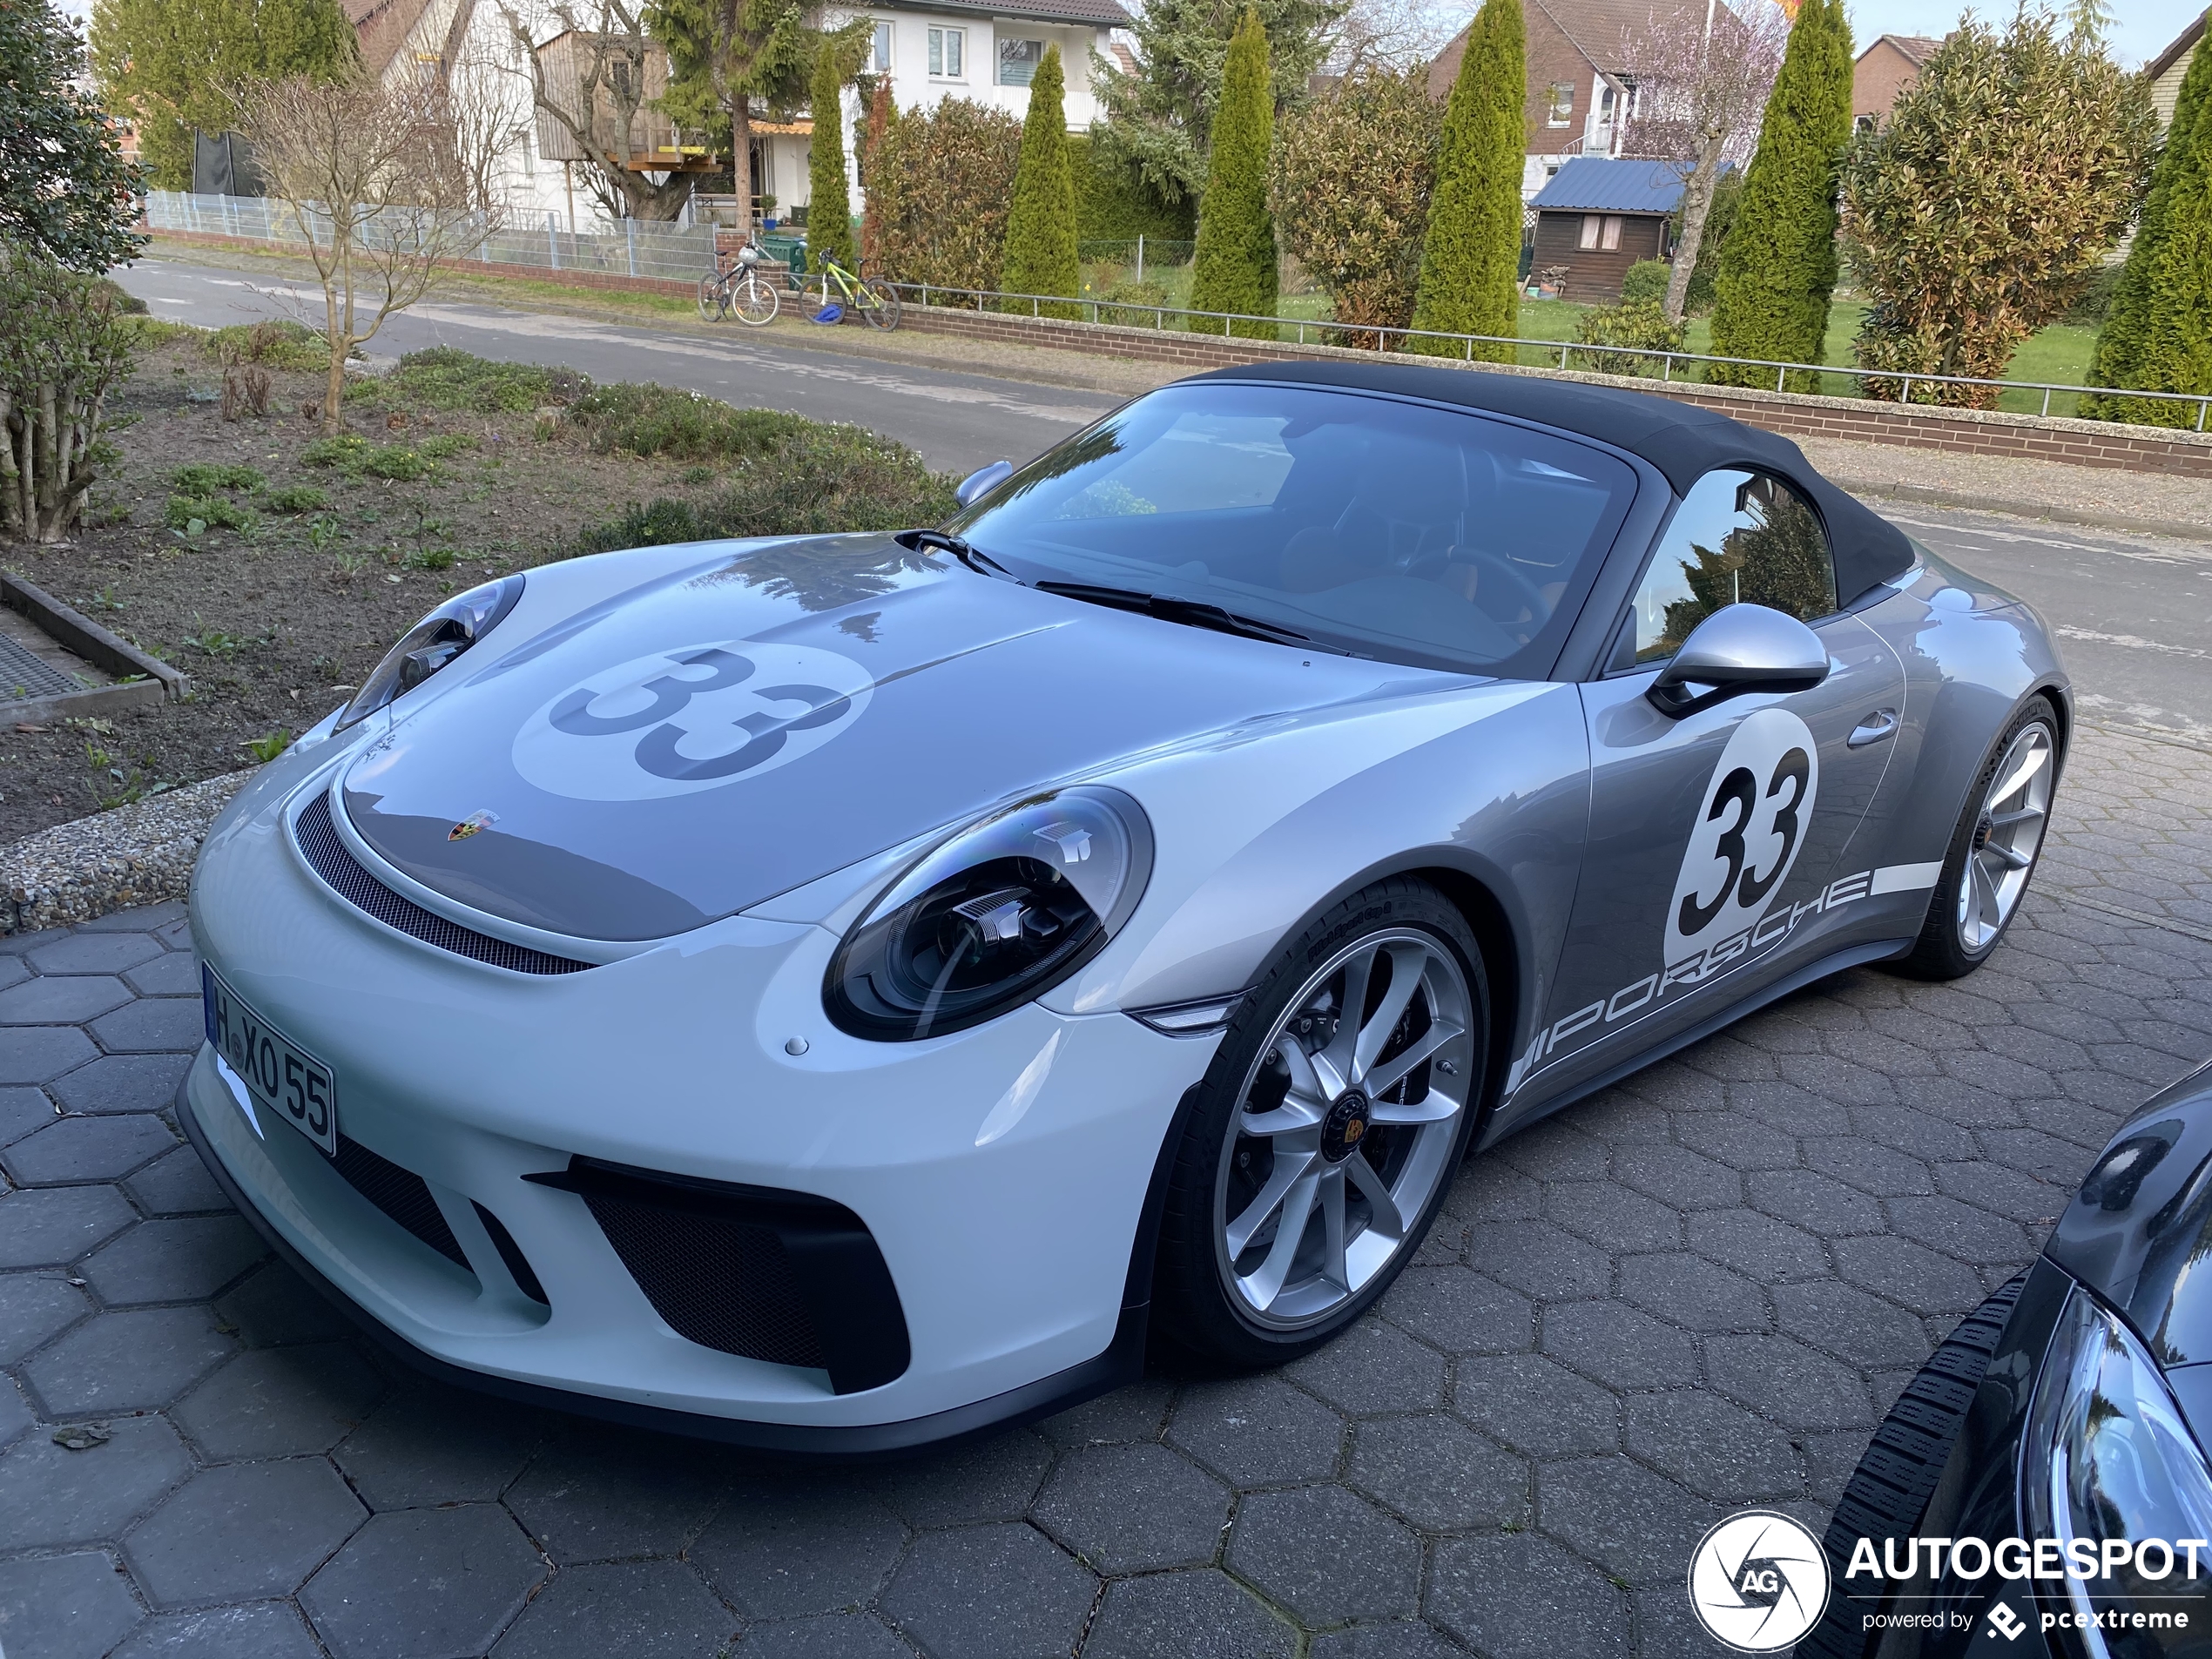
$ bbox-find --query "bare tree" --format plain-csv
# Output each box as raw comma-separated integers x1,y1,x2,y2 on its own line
446,42,538,213
1326,0,1464,74
239,72,501,432
1616,0,1788,320
500,0,694,221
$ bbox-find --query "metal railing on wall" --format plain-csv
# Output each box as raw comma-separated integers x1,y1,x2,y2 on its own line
893,280,2212,430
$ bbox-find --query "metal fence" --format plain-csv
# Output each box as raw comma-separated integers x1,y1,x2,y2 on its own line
145,192,718,285
896,281,2212,428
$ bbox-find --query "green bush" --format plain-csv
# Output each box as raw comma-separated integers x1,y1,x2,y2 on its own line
569,384,819,462
265,483,328,512
417,433,479,460
1190,8,1276,337
165,493,253,531
1620,261,1670,307
1000,44,1080,318
1410,0,1525,358
574,421,956,554
360,446,430,481
359,347,584,414
119,315,200,347
867,98,1022,298
809,44,855,274
1096,278,1171,325
298,435,436,480
1568,300,1689,377
1069,132,1192,243
169,462,264,494
202,320,323,371
92,278,147,314
299,434,369,469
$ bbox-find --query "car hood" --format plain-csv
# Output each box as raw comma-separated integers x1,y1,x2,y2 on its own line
340,536,1471,941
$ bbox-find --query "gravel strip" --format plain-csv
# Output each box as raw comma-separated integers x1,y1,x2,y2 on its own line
1804,436,2212,538
1,769,253,934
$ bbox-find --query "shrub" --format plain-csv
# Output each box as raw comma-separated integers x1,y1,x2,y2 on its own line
359,446,429,481
170,462,265,494
1190,8,1276,337
867,98,1022,300
1411,0,1525,359
203,320,322,371
570,384,818,462
300,434,369,469
0,248,138,543
92,278,147,314
165,493,253,531
1000,44,1081,318
266,483,328,512
1096,278,1171,325
1568,300,1689,376
1678,170,1742,315
1707,0,1852,387
809,44,855,275
1620,260,1670,307
119,315,199,347
361,347,583,414
417,433,478,460
1069,132,1192,243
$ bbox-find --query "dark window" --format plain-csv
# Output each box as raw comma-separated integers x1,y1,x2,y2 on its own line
1622,469,1836,666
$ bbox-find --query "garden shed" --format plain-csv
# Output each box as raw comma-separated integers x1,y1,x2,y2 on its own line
1527,158,1683,303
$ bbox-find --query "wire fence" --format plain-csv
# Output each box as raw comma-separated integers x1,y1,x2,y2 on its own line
144,192,718,285
897,280,2212,428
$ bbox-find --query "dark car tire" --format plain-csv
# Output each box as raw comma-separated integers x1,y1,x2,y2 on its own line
1887,698,2061,981
1150,877,1489,1372
1803,1271,2029,1659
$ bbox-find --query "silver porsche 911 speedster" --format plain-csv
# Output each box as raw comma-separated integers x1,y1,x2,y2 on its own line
180,361,2069,1451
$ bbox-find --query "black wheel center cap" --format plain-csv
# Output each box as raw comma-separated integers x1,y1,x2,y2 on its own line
1321,1091,1371,1163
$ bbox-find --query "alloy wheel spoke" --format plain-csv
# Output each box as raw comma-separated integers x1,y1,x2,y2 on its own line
1275,1037,1330,1106
1989,839,2034,871
1344,1149,1406,1238
1993,742,2050,804
1367,1089,1460,1127
1225,1149,1317,1258
1240,1099,1325,1138
1971,855,2003,931
1364,1020,1462,1101
1321,949,1377,1079
1988,806,2044,833
1352,946,1428,1082
1319,1169,1349,1291
1241,1169,1322,1309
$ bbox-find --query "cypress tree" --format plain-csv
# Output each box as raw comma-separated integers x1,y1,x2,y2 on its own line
809,44,855,274
1707,0,1853,388
2082,28,2212,425
1000,44,1081,319
1409,0,1523,360
1190,6,1276,339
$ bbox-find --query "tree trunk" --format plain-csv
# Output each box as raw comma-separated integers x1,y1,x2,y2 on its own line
1664,126,1729,323
732,97,754,229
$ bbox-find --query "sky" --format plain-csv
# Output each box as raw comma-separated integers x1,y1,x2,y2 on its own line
1844,0,2192,70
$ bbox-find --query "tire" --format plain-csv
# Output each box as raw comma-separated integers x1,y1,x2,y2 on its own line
1150,877,1489,1370
697,272,728,322
732,274,779,327
1803,1273,2029,1659
862,277,901,332
1887,698,2060,981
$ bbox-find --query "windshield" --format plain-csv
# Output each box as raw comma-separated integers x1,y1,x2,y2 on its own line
948,383,1639,675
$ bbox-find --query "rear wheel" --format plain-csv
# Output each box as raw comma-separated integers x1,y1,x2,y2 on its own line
1152,879,1487,1369
696,271,728,322
862,277,901,331
1888,700,2059,981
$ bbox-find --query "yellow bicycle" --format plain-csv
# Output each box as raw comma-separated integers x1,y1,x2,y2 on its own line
805,256,901,332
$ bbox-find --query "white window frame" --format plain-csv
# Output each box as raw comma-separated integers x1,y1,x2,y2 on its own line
928,24,965,78
999,37,1045,86
871,19,893,72
1547,82,1575,125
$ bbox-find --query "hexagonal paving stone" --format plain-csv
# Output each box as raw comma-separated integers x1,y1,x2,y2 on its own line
0,1023,98,1084
879,1521,1096,1659
0,1413,193,1550
1623,1391,1804,1501
1224,1485,1420,1625
0,1083,57,1145
0,1375,29,1451
1453,1352,1619,1458
217,1263,358,1350
125,1459,367,1607
1704,1333,1874,1432
1538,1456,1719,1587
1615,1251,1770,1332
1426,1532,1630,1659
732,1611,917,1658
1165,1374,1345,1487
0,1269,94,1364
873,1426,1053,1527
90,999,207,1055
1773,1278,1936,1370
1831,1236,1988,1318
48,1053,192,1115
691,1479,905,1618
1030,1440,1230,1574
334,1387,543,1510
0,974,132,1024
24,1305,236,1416
1036,1379,1175,1447
110,1602,323,1659
174,1344,385,1459
1307,1621,1471,1659
123,1147,233,1217
502,1436,728,1562
1375,1264,1534,1354
81,1215,266,1305
1348,1412,1528,1532
300,1505,547,1659
0,1183,137,1267
1082,1568,1297,1659
122,953,205,998
1540,1300,1700,1390
1284,1316,1448,1416
1,1113,179,1185
489,1559,737,1659
0,1549,146,1659
26,932,164,974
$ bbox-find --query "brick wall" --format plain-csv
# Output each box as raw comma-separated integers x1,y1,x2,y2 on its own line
900,303,2212,482
1851,38,1926,125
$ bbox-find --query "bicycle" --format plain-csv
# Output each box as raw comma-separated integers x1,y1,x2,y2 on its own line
698,242,780,327
804,255,900,332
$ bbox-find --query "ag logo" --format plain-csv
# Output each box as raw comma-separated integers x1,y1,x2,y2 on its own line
1666,707,1819,967
1687,1509,1830,1653
513,642,873,801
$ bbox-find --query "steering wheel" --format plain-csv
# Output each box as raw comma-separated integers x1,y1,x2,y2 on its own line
1469,554,1549,632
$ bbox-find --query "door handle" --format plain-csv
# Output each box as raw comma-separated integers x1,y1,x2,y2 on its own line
1848,708,1899,748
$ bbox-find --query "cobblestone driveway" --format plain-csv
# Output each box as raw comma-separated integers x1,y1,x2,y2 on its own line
1,724,2208,1659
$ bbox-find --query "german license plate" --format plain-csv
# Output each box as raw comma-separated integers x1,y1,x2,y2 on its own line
202,966,338,1156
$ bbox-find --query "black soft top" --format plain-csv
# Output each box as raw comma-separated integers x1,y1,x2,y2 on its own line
1185,361,1915,606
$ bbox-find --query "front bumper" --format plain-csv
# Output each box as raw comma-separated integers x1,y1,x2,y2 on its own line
185,765,1217,1449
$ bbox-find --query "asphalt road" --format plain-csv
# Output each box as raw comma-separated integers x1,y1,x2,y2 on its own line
116,258,2212,745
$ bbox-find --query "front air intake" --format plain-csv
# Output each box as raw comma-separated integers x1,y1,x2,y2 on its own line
293,792,591,975
331,1136,473,1274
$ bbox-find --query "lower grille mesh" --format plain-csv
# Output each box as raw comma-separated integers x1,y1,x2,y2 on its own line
580,1190,827,1370
293,793,590,975
331,1136,472,1272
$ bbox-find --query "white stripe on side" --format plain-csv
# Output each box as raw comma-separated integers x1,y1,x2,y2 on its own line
1870,861,1944,896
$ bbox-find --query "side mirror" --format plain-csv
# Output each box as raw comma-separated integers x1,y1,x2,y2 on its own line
955,459,1013,508
1646,603,1829,718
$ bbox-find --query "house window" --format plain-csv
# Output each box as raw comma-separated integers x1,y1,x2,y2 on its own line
871,20,893,72
1000,37,1044,85
1855,111,1876,133
1547,82,1574,125
928,26,964,77
1578,214,1622,251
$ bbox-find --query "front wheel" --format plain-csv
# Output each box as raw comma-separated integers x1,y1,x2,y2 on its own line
1150,878,1487,1370
1887,699,2060,981
862,277,901,331
732,273,779,327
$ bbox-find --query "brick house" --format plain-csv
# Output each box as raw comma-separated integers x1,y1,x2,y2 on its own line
1427,0,1727,201
1850,33,1943,132
2146,12,2206,136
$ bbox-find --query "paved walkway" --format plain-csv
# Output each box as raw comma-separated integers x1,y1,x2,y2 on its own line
0,724,2208,1659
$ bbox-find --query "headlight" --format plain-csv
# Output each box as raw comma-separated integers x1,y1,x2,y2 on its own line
825,787,1152,1041
2026,1286,2212,1654
336,575,524,731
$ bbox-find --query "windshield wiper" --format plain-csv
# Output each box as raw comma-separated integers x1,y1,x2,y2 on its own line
898,527,1015,579
1034,581,1351,654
